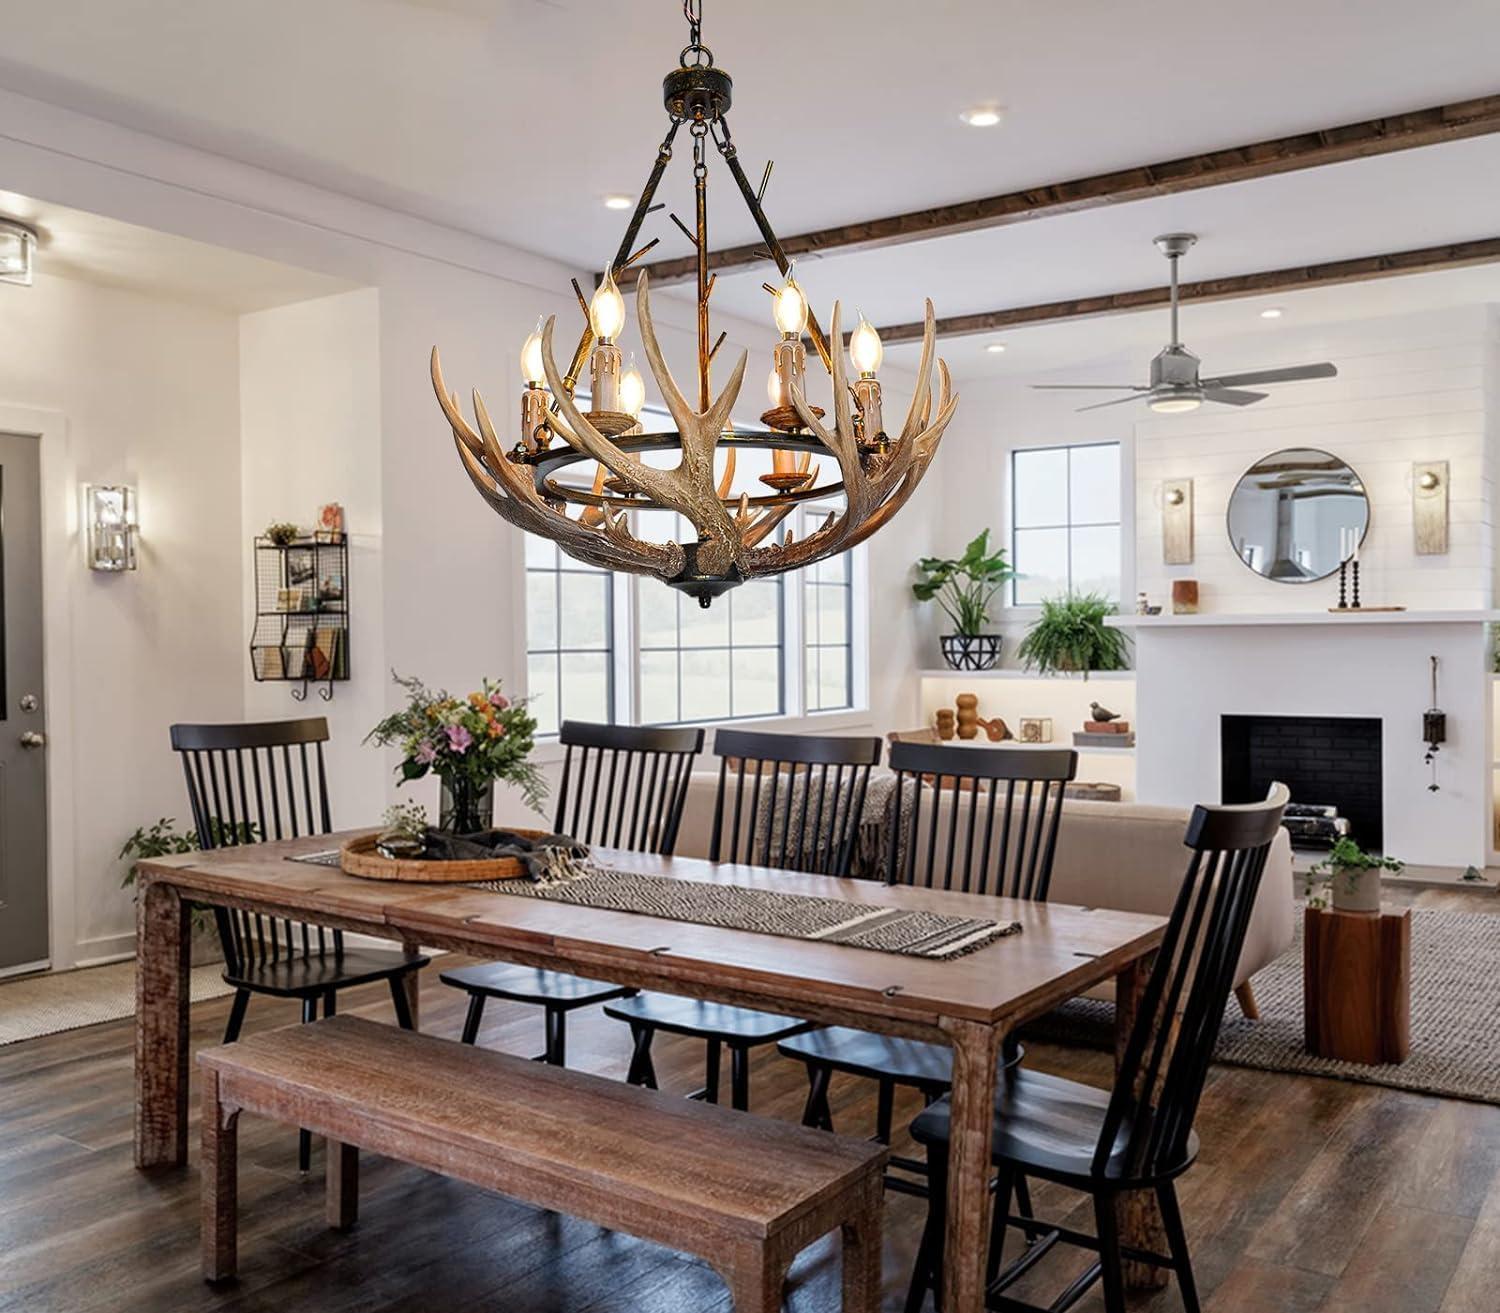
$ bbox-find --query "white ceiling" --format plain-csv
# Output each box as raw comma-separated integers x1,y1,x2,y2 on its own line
1,0,1498,360
0,190,354,312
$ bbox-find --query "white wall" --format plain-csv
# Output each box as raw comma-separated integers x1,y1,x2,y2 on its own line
239,288,385,826
0,271,242,964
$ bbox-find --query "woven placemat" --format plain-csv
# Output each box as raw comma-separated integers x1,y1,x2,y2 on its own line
469,863,1019,960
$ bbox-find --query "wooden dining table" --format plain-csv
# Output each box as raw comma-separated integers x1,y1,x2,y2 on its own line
134,833,1167,1313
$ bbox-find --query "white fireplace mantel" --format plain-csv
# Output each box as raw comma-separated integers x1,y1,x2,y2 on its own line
1123,610,1495,868
1109,610,1500,629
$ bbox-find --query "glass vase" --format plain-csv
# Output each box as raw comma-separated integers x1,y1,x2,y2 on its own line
439,775,494,836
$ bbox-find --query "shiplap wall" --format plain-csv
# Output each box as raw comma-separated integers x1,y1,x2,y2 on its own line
1134,306,1494,613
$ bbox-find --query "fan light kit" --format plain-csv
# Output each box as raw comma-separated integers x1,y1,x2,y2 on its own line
1033,234,1338,413
432,1,955,606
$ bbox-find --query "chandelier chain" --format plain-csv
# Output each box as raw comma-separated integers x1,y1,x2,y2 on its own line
680,0,710,67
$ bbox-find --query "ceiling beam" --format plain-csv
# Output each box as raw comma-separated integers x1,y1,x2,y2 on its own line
869,236,1500,345
621,94,1500,289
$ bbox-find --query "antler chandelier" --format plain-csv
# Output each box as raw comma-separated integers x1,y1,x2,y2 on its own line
432,1,956,605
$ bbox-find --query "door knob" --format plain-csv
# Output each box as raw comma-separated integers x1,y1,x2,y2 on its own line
19,731,45,749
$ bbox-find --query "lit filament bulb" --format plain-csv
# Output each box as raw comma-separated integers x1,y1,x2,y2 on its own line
620,354,645,418
519,318,545,387
849,311,883,376
589,267,626,342
773,268,809,338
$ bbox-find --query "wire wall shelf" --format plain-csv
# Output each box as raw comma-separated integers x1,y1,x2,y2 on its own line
250,534,349,700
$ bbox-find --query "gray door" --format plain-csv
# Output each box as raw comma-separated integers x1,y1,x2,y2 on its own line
0,432,47,973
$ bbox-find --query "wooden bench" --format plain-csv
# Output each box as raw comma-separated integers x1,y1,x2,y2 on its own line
198,1015,886,1311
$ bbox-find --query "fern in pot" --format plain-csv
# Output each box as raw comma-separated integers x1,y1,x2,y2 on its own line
912,531,1016,671
1016,592,1131,677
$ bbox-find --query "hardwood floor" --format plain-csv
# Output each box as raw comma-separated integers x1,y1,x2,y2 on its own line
2,887,1495,1313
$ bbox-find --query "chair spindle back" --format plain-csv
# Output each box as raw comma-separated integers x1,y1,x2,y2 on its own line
885,742,1078,899
554,721,705,855
1098,783,1290,1180
709,729,883,876
169,718,337,975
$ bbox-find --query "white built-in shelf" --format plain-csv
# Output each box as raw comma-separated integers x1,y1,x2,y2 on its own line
917,668,1135,681
1108,610,1500,629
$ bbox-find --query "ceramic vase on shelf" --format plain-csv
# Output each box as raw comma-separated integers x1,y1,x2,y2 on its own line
940,633,1002,671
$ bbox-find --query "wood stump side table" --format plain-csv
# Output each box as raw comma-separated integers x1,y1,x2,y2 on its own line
1303,906,1411,1065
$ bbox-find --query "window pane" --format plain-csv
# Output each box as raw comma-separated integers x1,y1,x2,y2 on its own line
1012,448,1069,527
638,650,678,724
817,648,850,710
1013,527,1068,604
805,646,819,708
527,653,559,737
813,585,848,645
679,590,730,648
733,581,780,646
526,572,558,650
638,581,679,649
732,648,781,718
560,651,610,723
1069,444,1121,525
524,534,556,569
681,649,731,721
559,571,608,648
1070,526,1120,600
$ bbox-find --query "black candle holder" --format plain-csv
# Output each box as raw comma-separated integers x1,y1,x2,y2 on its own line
1338,558,1349,609
1352,560,1361,609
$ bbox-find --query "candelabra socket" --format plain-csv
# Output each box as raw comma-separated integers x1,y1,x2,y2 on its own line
520,386,550,453
590,340,622,413
853,375,885,448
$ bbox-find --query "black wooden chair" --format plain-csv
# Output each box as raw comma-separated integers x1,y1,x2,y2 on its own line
779,741,1077,1195
440,720,704,1064
903,783,1290,1313
170,717,429,1170
604,728,883,1111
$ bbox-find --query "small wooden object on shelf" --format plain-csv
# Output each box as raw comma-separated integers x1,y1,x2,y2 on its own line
1303,905,1411,1065
1171,579,1199,614
340,828,546,883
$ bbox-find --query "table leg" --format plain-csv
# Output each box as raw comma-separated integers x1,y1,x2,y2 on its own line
135,879,191,1169
940,1016,1004,1313
400,938,421,1031
1115,950,1169,1291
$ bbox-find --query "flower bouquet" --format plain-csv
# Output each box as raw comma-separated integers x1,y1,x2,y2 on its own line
366,672,546,835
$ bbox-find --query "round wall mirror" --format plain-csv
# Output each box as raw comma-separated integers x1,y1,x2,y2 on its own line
1226,447,1369,583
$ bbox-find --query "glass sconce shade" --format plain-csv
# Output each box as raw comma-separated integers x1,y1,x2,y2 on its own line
0,220,36,287
84,484,139,571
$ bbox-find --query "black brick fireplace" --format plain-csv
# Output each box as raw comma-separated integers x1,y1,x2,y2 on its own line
1221,714,1383,851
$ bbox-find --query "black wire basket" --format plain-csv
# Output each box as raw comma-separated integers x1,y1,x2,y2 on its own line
940,633,1002,672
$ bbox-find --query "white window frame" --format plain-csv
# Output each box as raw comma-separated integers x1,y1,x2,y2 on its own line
1007,437,1134,608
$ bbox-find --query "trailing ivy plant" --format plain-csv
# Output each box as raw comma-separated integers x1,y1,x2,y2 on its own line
1015,592,1131,677
120,817,259,932
1305,836,1403,908
911,531,1016,636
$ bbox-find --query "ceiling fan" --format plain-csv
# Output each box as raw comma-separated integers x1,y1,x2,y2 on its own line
1033,233,1337,413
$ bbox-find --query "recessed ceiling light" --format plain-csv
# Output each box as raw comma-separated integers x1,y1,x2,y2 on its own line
959,106,1004,128
602,194,633,210
1260,307,1284,319
985,342,1007,354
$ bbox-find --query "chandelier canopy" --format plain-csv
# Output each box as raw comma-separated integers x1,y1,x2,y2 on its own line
432,1,957,605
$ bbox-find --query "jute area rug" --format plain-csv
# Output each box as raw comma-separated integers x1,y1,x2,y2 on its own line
0,960,235,1047
1035,907,1500,1106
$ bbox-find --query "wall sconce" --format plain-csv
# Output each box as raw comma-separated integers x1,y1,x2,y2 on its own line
83,484,139,572
1411,460,1448,556
0,219,37,287
1161,477,1194,564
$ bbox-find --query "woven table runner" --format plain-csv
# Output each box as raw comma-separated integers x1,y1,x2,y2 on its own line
467,864,1019,960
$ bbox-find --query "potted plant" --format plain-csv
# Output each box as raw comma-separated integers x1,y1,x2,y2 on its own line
119,817,258,961
912,531,1016,671
1015,592,1131,677
366,672,546,835
1308,836,1403,913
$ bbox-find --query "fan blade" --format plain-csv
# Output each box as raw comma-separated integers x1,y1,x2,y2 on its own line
1203,388,1268,407
1031,384,1148,392
1201,362,1337,388
1076,395,1147,412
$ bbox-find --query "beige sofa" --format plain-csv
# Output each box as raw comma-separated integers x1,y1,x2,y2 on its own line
671,773,1294,1010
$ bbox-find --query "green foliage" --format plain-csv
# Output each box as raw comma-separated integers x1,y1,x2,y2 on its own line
1015,593,1131,677
265,521,300,545
118,817,257,933
1306,837,1404,906
911,531,1015,636
381,800,429,841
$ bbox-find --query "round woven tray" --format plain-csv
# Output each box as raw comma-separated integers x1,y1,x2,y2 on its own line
339,828,545,883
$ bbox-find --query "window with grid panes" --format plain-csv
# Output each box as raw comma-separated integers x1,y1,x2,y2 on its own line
1010,442,1122,604
800,503,852,711
524,535,613,737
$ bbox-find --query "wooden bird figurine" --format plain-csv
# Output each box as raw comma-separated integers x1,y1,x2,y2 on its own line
1089,701,1120,723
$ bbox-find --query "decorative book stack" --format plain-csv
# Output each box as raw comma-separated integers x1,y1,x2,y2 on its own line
1073,719,1135,749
